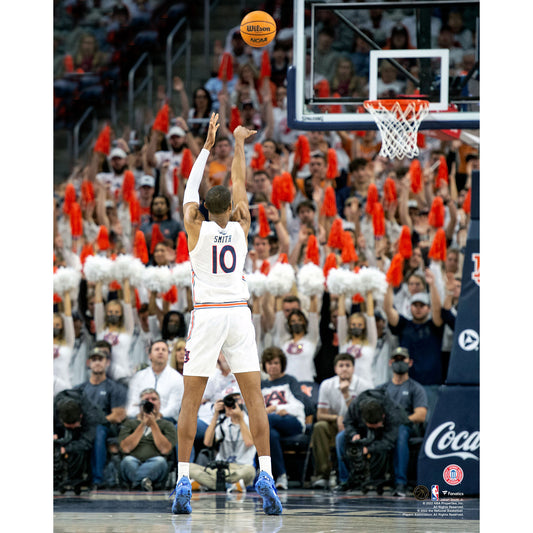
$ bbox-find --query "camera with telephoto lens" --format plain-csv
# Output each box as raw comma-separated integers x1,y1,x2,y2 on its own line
141,400,155,414
345,434,375,487
207,460,230,491
223,395,236,409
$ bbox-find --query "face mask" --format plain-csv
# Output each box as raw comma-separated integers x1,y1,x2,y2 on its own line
290,323,305,335
167,324,180,336
107,315,120,325
53,328,62,338
392,361,410,374
349,327,364,338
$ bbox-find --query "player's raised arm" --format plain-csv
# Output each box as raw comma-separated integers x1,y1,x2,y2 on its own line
182,113,219,246
231,125,256,236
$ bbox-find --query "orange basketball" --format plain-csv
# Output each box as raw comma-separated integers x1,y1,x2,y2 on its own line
240,11,277,48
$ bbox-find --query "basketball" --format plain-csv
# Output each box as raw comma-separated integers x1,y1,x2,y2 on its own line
240,11,277,48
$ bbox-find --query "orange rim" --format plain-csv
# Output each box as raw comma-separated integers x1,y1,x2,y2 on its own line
364,99,430,111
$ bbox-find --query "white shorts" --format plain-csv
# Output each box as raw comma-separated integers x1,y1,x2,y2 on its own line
184,304,260,377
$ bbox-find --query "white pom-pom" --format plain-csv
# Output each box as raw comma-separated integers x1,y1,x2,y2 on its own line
112,254,139,281
83,255,115,283
266,263,296,296
246,272,268,297
172,262,192,288
357,266,388,299
128,258,146,287
143,266,174,293
53,267,82,294
297,263,325,296
326,268,358,296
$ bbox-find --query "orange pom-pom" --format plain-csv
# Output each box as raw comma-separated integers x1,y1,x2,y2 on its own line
372,202,386,237
109,280,122,291
176,231,189,263
352,293,365,303
270,175,282,209
230,106,241,132
323,252,338,280
81,180,94,205
218,52,233,81
341,231,358,264
315,79,330,98
462,188,471,214
94,124,111,155
122,170,136,203
326,148,338,179
365,183,379,215
277,253,288,264
398,225,412,259
321,186,337,217
133,230,149,264
153,103,169,134
409,159,422,194
97,225,110,251
134,288,142,310
305,234,320,265
330,92,342,114
280,172,295,204
260,50,271,79
80,243,94,266
251,143,266,170
70,202,83,237
180,148,193,179
294,135,310,170
258,204,271,238
428,228,447,262
162,285,178,303
386,253,404,287
173,167,179,195
150,224,165,254
63,183,77,215
129,192,141,225
260,260,270,275
64,54,74,73
327,218,344,249
383,177,397,206
435,155,449,189
428,196,445,228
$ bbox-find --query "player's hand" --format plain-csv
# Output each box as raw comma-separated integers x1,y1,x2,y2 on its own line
204,113,220,152
233,125,257,142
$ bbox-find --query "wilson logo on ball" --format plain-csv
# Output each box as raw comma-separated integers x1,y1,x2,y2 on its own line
240,10,277,48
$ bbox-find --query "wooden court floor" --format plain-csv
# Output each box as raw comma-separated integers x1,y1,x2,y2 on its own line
53,488,480,532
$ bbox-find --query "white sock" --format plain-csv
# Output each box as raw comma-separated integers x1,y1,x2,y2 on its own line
178,462,190,481
258,456,272,477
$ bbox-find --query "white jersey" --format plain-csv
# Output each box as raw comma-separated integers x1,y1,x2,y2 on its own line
189,221,250,305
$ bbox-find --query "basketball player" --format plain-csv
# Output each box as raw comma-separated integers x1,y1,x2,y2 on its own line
171,113,282,515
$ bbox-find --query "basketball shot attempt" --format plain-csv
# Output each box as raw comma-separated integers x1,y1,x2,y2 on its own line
171,113,282,515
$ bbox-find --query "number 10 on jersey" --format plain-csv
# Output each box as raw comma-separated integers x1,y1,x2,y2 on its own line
212,245,237,273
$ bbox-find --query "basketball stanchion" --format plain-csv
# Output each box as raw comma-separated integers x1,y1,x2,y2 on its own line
363,99,430,160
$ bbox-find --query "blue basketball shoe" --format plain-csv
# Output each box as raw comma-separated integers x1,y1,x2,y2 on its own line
171,476,192,514
255,471,283,515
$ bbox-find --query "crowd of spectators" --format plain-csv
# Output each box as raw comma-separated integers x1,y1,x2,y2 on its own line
53,2,478,496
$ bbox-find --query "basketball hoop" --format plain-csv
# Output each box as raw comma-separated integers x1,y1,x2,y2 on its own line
363,99,430,160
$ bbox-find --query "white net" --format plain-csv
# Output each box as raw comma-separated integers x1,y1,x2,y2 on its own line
364,100,430,160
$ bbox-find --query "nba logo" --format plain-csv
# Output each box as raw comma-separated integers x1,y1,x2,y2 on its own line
431,485,439,501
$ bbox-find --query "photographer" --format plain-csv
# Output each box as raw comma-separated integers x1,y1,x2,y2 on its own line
336,389,408,493
54,390,107,494
189,386,257,492
118,388,177,491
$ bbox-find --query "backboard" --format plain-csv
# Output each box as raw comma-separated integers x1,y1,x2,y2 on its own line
287,0,480,131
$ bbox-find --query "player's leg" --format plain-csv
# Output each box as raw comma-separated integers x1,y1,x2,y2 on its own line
172,375,208,514
234,371,282,515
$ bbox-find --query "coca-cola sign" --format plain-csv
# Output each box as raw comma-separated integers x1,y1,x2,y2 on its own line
424,421,480,461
